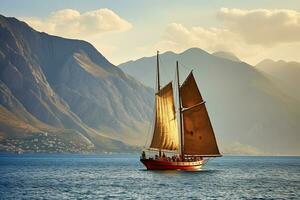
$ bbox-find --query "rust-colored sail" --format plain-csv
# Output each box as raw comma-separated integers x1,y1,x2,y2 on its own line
150,82,179,151
180,72,220,156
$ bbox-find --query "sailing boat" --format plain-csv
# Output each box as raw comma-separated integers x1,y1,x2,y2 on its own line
140,51,221,170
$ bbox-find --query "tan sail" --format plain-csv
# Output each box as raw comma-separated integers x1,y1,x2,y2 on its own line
150,82,179,151
180,72,220,156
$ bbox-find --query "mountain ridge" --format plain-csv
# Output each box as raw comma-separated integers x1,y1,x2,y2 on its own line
119,48,300,155
212,51,241,62
0,14,153,153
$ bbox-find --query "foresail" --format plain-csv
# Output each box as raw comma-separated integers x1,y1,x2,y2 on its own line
180,72,220,156
150,82,179,151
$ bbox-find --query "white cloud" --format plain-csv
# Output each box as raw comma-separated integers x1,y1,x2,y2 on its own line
154,8,300,64
21,8,132,39
218,8,300,45
154,22,264,60
19,7,300,65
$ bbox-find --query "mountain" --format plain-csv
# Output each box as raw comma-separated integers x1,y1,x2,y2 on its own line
119,48,300,155
0,15,153,153
256,59,300,101
212,51,241,62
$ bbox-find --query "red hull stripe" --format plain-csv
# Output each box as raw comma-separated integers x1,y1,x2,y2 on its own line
140,159,205,170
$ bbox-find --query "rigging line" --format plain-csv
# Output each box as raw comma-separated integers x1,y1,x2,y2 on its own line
173,69,178,104
144,68,158,149
143,104,155,149
173,70,180,150
158,54,164,148
179,62,207,77
158,52,173,86
155,55,159,92
143,105,152,148
174,63,183,155
173,77,178,119
158,54,166,85
180,63,194,73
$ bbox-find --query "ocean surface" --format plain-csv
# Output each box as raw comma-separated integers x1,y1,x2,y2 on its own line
0,154,299,199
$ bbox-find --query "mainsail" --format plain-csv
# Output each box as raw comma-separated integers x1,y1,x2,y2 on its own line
149,82,179,151
180,72,220,156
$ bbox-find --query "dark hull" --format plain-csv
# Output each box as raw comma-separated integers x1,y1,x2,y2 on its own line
140,159,205,170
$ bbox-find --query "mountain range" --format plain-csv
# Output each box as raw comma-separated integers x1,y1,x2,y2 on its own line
119,48,300,155
1,14,299,155
0,15,153,153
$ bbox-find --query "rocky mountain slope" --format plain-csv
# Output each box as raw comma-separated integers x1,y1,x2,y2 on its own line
0,15,153,153
119,48,300,155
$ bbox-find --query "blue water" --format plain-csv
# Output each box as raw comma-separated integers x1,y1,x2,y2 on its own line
0,154,299,199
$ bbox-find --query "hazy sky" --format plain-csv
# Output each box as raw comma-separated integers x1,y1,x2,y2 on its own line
1,0,300,65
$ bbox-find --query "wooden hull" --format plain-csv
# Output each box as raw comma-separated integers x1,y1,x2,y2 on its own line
140,158,205,170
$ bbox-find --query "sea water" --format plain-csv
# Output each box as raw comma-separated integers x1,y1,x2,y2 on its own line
0,154,299,199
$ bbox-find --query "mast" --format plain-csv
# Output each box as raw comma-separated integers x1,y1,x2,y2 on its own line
176,61,184,160
156,51,160,154
156,51,160,91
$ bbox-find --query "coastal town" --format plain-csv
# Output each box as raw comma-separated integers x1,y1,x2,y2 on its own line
0,132,94,153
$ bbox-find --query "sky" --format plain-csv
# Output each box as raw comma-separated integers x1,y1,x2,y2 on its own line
1,0,300,65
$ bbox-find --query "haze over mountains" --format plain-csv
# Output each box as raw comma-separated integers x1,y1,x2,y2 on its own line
256,59,300,102
0,15,153,153
119,48,300,155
